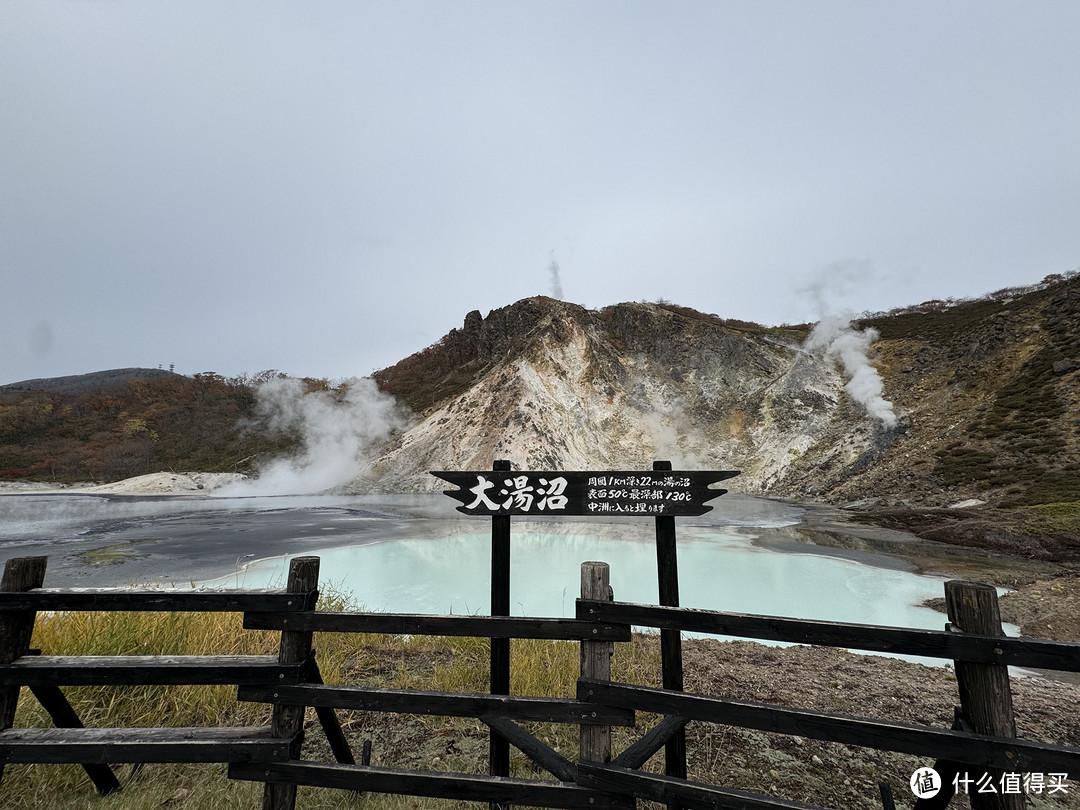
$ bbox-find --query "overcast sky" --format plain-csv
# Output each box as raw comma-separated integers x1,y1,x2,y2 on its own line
2,2,1079,385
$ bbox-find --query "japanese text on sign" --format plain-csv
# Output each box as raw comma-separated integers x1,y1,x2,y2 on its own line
466,475,569,512
432,469,740,517
585,474,693,515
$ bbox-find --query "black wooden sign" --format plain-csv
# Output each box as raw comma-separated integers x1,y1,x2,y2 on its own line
431,470,740,517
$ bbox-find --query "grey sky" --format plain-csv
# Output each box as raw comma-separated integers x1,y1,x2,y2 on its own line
2,2,1078,385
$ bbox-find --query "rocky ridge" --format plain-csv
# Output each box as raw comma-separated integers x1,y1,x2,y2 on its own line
367,275,1080,514
370,298,851,493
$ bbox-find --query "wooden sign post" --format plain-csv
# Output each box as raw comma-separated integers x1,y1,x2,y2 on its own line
433,462,740,799
653,460,686,788
489,460,511,805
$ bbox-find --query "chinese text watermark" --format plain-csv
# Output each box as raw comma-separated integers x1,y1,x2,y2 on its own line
910,768,1070,798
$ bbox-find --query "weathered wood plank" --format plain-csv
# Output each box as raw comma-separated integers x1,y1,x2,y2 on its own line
912,707,973,810
578,680,1080,773
29,684,121,795
654,460,686,795
579,561,613,765
0,589,312,613
0,655,302,686
880,782,898,810
610,715,688,769
244,611,630,640
0,556,47,783
481,717,577,782
238,684,634,725
0,726,291,763
946,580,1024,810
0,558,48,660
578,764,829,810
230,761,613,808
577,600,1080,671
489,459,512,802
305,657,354,766
265,555,320,810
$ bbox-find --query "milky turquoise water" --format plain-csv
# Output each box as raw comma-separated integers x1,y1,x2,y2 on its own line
212,523,952,635
0,491,997,660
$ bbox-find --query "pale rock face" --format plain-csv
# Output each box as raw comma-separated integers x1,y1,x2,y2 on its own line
362,299,890,497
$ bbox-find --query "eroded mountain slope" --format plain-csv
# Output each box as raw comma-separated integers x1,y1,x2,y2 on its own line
368,275,1080,510
369,298,888,496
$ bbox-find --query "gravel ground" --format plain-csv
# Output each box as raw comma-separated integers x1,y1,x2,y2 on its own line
677,637,1079,809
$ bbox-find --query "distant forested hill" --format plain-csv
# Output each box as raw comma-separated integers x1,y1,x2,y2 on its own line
1,367,179,396
0,371,304,482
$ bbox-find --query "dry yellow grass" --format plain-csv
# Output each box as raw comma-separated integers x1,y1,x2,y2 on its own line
0,589,663,809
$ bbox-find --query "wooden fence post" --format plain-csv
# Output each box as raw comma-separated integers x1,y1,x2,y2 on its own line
944,580,1025,810
0,557,47,784
579,561,613,765
264,556,320,810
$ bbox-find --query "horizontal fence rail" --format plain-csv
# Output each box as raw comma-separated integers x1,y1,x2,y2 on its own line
240,683,635,725
245,610,631,641
230,760,615,808
0,655,304,686
579,679,1080,773
0,588,316,613
0,726,292,764
578,598,1080,671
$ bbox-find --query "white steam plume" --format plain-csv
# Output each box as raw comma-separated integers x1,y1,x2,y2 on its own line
804,316,897,428
642,403,709,469
798,258,876,315
547,252,564,300
216,376,409,496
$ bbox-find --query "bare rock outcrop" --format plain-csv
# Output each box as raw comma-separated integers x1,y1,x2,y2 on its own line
362,273,1080,510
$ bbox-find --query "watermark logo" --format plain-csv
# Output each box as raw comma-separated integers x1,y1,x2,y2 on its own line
910,770,1071,797
910,768,941,799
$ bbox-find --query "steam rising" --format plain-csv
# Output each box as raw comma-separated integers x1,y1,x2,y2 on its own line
804,316,897,428
547,253,564,300
216,377,409,497
642,392,709,468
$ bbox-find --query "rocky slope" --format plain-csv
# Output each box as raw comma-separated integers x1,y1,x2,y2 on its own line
366,274,1080,513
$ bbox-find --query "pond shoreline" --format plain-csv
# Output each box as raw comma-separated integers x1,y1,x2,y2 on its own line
3,491,1078,645
0,492,938,591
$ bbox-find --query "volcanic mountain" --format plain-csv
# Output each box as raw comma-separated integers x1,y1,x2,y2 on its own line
366,274,1080,510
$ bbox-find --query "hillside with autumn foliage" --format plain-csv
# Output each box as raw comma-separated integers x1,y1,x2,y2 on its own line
0,371,307,483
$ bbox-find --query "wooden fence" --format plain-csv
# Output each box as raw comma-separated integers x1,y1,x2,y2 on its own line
0,554,348,809
1,554,1078,810
576,593,1080,810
